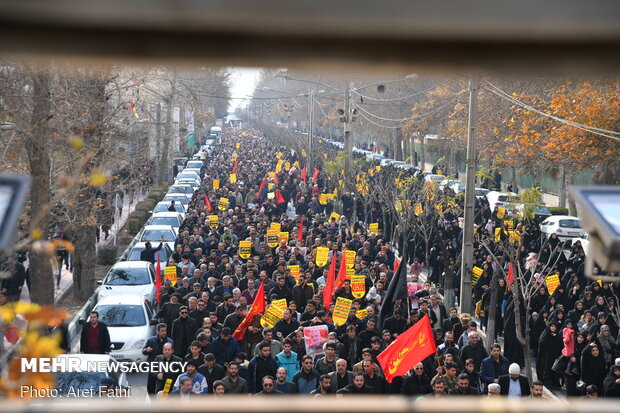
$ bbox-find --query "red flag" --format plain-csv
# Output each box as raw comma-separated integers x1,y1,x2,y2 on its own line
155,251,162,304
232,159,238,174
335,251,348,290
256,174,267,200
297,219,304,241
233,281,265,341
506,262,514,289
301,165,307,183
323,255,338,309
275,189,286,204
312,168,320,183
204,194,212,212
377,314,436,382
393,257,400,273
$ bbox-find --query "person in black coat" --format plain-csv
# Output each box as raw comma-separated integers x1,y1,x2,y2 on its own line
170,307,198,357
498,364,531,397
140,237,165,264
580,343,607,393
152,342,183,393
448,373,480,396
80,311,111,354
198,353,226,389
536,323,563,388
400,363,432,395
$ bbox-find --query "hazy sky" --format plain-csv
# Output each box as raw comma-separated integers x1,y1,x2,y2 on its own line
228,67,261,112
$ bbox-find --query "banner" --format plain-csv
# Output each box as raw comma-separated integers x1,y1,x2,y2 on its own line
260,298,288,329
546,274,561,295
164,266,177,286
288,265,300,282
217,197,229,211
497,207,506,219
345,250,356,268
504,220,515,230
236,142,241,149
356,309,367,320
351,275,366,299
233,282,265,341
229,173,237,184
472,266,483,285
278,232,289,245
303,325,329,357
315,246,329,267
329,212,340,223
209,214,219,229
346,267,355,280
267,229,280,248
268,183,275,191
238,240,252,259
270,222,281,232
369,223,379,233
332,297,353,326
319,193,328,205
212,179,220,190
494,227,502,242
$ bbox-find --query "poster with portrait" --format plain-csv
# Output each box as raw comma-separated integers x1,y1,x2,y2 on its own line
303,325,329,357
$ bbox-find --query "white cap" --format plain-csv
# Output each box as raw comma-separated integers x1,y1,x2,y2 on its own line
509,363,521,375
615,357,620,366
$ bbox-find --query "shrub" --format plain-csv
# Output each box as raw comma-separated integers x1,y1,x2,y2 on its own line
97,245,118,265
127,218,143,235
549,206,569,215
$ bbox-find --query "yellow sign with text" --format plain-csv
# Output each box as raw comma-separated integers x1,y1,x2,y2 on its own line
164,266,177,286
238,240,252,259
260,299,288,329
351,275,365,299
212,179,220,190
315,247,329,267
267,229,280,248
332,297,353,326
546,274,561,295
217,197,229,211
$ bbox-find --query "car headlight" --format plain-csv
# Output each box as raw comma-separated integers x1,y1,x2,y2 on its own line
130,339,146,350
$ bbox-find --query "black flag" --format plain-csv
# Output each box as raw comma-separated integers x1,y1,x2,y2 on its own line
378,244,408,331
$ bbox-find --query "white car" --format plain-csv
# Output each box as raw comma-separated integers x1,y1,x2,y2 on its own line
124,242,174,263
424,174,446,183
90,295,157,362
168,184,195,195
147,212,184,230
163,193,192,207
486,191,516,212
152,201,186,219
186,160,204,170
540,215,585,240
175,179,200,192
177,170,201,182
137,224,178,251
475,188,490,198
53,354,129,397
97,261,157,303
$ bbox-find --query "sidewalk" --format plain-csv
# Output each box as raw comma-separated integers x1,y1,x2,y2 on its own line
18,189,147,304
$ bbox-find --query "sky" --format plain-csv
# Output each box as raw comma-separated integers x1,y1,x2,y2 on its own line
228,67,262,112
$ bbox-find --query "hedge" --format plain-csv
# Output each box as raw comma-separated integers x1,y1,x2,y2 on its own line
97,245,118,265
549,206,569,215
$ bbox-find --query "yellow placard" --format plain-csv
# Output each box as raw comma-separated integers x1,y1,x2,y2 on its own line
209,214,219,229
375,166,381,172
236,142,241,149
472,266,483,285
279,232,289,244
266,229,280,248
494,227,502,242
260,299,288,329
497,207,506,219
285,162,291,171
162,378,173,397
229,173,237,184
436,205,443,215
268,183,275,191
276,152,283,159
369,223,379,233
164,266,177,286
288,265,300,281
546,274,561,295
242,131,247,137
351,275,365,299
508,230,521,243
356,309,367,320
345,250,356,268
332,297,353,326
267,192,275,199
217,197,229,211
315,246,329,267
437,169,443,175
270,222,281,232
239,240,252,259
346,267,355,280
301,149,307,157
504,220,515,230
329,212,340,223
213,179,220,190
319,194,328,205
275,159,284,173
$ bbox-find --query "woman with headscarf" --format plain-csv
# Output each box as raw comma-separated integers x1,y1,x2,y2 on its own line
565,331,588,396
537,323,564,389
580,343,607,392
590,295,609,317
597,325,617,366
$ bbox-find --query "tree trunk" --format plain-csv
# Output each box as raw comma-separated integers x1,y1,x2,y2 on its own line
558,165,567,208
511,167,518,194
158,72,177,185
419,134,426,170
72,225,97,301
26,69,54,305
512,279,533,383
485,270,501,348
567,171,578,216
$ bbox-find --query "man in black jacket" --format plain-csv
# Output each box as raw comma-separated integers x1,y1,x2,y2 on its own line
198,353,226,390
140,236,165,264
337,372,374,394
171,306,198,357
152,342,183,393
400,363,432,395
80,311,111,354
499,363,531,397
142,323,174,393
449,374,480,396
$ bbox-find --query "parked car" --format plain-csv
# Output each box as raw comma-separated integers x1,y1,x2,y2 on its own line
53,354,129,397
163,193,191,207
168,184,195,195
136,224,178,251
89,295,157,362
540,215,585,240
177,170,200,182
424,174,446,183
97,261,156,303
485,191,516,212
513,203,552,222
175,178,200,192
123,242,173,263
185,160,204,170
474,188,490,198
146,212,183,230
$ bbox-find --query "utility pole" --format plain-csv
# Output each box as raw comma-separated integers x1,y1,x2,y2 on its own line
460,76,479,315
307,89,315,173
343,83,353,178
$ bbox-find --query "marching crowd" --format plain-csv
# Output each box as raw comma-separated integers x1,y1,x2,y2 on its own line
84,126,619,399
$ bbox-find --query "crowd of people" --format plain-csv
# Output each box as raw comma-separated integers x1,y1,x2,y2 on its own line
76,126,620,398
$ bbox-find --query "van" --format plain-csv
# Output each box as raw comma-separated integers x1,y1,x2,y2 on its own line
485,191,515,212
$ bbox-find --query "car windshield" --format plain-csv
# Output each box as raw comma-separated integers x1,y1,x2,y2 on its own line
128,247,168,262
178,173,198,180
96,304,146,327
140,229,175,241
559,219,582,229
164,196,187,205
149,217,180,227
186,162,203,169
54,372,109,396
169,186,193,194
105,268,151,286
154,204,185,213
498,195,510,202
